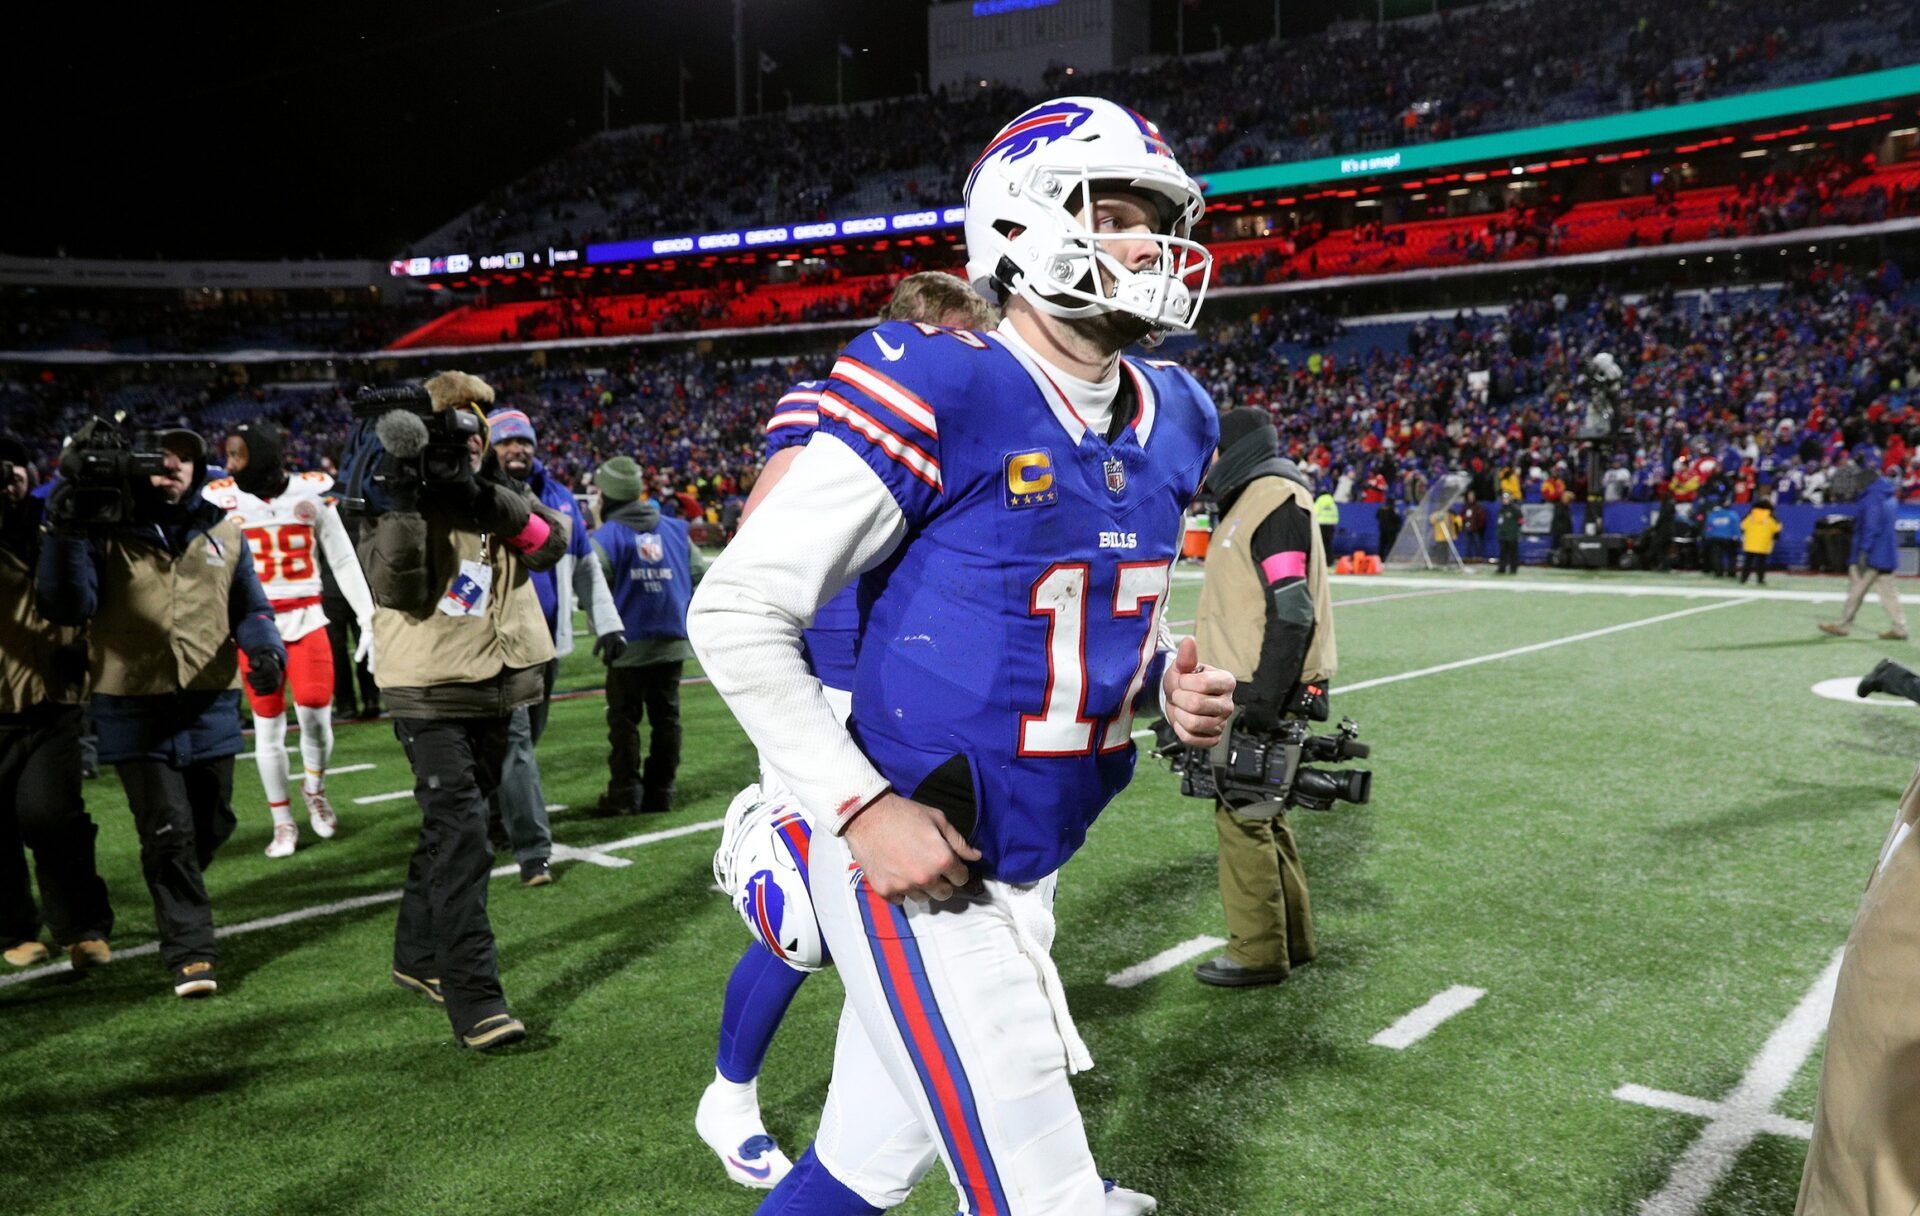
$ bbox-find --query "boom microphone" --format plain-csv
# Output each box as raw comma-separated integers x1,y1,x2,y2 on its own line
376,409,430,459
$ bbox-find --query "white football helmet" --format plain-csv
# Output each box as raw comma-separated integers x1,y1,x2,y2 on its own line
713,785,827,973
963,96,1212,335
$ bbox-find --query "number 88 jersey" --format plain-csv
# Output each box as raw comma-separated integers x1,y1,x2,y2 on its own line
204,471,338,643
819,320,1217,883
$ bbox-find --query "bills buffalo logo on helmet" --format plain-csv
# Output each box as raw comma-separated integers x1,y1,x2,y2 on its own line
965,100,1096,196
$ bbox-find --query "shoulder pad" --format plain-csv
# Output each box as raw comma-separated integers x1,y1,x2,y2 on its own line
205,477,235,491
827,320,988,441
297,470,336,494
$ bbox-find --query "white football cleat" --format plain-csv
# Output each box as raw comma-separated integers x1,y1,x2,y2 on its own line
265,822,299,859
1104,1179,1158,1214
695,1072,793,1191
304,788,338,839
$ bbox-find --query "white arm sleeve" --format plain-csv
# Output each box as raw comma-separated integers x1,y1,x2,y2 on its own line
318,503,375,626
688,432,907,834
580,547,624,638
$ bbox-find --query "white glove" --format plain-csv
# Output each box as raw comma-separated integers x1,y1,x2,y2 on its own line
354,623,375,667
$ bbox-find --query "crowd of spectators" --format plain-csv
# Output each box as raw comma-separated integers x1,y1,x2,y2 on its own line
416,0,1919,254
1186,259,1920,515
7,256,1920,543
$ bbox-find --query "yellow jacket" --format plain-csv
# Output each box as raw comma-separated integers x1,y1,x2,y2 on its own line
1741,508,1782,555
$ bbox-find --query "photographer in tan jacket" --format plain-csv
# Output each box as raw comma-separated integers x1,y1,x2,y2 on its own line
359,371,568,1050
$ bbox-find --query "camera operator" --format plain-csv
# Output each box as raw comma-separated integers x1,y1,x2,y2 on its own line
360,371,569,1051
1191,408,1337,988
0,437,113,971
36,425,285,998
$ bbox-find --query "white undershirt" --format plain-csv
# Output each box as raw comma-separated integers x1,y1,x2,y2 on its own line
995,319,1120,439
686,324,1150,837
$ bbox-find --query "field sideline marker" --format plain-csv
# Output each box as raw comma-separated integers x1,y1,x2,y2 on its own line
1619,947,1843,1215
1105,936,1226,988
1369,985,1486,1049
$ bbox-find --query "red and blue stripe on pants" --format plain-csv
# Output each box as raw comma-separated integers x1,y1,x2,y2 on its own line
854,880,1010,1216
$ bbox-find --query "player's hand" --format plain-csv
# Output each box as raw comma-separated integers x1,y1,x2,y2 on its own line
1163,636,1236,748
843,792,981,904
354,624,375,667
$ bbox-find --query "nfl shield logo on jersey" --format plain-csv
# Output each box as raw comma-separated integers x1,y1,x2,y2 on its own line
638,534,664,562
1104,457,1127,494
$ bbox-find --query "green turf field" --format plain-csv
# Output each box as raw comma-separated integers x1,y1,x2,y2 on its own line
1,568,1906,1215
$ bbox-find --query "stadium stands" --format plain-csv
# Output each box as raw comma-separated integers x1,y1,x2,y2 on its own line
407,0,1920,256
9,258,1918,548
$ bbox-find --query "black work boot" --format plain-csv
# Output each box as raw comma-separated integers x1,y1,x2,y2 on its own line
1858,659,1920,704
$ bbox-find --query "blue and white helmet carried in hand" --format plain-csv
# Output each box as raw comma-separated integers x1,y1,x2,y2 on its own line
713,784,828,973
963,96,1213,335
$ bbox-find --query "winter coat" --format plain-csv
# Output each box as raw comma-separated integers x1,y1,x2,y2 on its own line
1851,476,1900,572
1741,508,1782,555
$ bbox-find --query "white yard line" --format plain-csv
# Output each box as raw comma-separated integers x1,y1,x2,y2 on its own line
1104,935,1226,988
1338,598,1750,695
1332,586,1477,608
1613,1084,1812,1140
1162,585,1469,632
352,790,414,805
0,818,732,991
1369,985,1487,1049
1622,947,1844,1216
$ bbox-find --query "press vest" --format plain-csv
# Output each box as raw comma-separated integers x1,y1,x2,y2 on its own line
372,513,558,689
1197,476,1337,685
0,545,83,713
90,521,247,697
595,515,694,641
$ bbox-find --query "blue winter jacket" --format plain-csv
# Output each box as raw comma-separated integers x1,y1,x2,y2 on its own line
1703,506,1741,542
1851,476,1900,573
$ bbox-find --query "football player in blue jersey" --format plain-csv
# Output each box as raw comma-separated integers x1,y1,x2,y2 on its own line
697,272,999,1191
691,96,1235,1216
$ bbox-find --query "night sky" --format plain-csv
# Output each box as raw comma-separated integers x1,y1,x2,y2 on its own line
6,0,1360,262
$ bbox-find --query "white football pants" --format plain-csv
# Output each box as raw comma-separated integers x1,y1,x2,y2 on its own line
807,826,1104,1215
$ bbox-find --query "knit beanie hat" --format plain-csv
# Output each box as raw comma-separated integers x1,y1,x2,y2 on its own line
597,456,644,503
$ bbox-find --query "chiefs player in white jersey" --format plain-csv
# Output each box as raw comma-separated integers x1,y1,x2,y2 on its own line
205,421,375,858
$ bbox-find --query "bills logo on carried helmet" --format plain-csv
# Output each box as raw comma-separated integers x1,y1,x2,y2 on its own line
713,786,828,973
